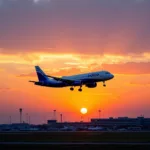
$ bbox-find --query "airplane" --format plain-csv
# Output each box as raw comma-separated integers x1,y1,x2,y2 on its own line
29,66,114,92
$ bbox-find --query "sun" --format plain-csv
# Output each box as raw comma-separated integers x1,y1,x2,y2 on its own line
80,108,87,114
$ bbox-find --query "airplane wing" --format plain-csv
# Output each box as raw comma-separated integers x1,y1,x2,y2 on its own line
46,75,77,84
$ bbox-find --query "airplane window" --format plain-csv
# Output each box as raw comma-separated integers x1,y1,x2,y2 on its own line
105,72,109,74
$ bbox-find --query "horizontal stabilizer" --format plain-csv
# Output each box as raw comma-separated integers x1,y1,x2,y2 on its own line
29,80,36,83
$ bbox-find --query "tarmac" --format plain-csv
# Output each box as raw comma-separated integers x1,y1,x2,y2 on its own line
1,142,150,145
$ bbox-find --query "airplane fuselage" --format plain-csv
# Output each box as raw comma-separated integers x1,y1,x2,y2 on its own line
29,66,114,91
34,70,114,88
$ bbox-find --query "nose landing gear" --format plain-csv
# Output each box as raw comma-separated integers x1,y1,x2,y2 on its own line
103,81,106,87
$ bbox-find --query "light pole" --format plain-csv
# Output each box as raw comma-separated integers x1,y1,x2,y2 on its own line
53,110,56,120
98,109,101,119
19,108,22,123
60,114,62,123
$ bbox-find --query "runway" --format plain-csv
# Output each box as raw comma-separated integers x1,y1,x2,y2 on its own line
1,142,150,145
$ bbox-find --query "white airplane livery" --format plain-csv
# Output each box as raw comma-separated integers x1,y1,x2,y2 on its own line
29,66,114,92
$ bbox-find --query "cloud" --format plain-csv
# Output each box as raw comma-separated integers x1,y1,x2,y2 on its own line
33,0,42,3
0,0,150,54
0,87,11,91
102,62,150,74
52,62,150,75
33,0,51,4
2,52,150,66
135,0,146,3
18,67,82,78
1,53,150,77
17,72,36,78
17,61,150,79
0,53,42,65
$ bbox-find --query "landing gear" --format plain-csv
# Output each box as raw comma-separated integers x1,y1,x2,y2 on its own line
70,87,74,91
78,88,82,92
103,81,106,87
78,84,82,92
70,84,83,92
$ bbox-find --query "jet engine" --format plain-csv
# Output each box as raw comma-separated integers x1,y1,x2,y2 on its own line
85,82,97,88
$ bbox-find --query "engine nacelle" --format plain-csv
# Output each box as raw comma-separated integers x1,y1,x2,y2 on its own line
85,82,97,88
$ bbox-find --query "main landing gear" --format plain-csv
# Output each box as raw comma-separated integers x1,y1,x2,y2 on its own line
70,87,74,91
78,85,82,92
70,85,83,92
78,88,82,92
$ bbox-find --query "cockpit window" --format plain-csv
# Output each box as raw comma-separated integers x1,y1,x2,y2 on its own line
105,72,110,74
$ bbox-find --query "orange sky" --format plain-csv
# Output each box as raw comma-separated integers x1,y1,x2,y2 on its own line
0,0,150,124
0,53,150,124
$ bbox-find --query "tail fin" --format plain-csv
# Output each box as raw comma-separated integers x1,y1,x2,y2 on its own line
35,66,48,82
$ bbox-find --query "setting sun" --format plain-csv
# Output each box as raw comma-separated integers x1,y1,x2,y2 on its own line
80,108,87,114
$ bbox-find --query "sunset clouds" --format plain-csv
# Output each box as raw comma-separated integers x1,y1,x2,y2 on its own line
0,0,150,54
1,53,150,76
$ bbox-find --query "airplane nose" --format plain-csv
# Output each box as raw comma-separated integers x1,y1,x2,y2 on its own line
111,74,114,79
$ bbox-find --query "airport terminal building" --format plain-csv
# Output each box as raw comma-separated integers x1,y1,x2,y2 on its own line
1,116,150,131
47,116,150,130
91,117,150,128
